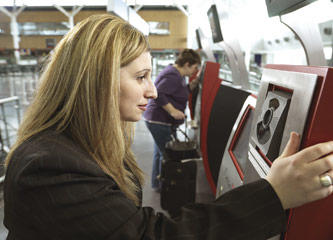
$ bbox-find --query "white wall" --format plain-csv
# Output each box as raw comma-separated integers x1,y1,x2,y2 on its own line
187,0,333,65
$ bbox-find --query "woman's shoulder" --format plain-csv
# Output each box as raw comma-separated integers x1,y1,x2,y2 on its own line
7,130,107,180
158,65,181,79
12,130,84,161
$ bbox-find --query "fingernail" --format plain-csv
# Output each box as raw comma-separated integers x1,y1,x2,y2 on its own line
290,131,299,137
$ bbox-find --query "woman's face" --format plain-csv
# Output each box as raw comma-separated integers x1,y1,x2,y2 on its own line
185,63,199,77
119,51,157,122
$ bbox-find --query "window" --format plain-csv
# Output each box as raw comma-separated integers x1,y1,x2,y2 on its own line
18,22,70,36
148,21,170,35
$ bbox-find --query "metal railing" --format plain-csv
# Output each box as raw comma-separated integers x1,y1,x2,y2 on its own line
0,96,21,183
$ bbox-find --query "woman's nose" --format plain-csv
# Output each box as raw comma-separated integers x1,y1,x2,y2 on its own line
145,79,157,99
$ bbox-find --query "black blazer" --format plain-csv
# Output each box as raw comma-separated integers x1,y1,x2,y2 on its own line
4,130,287,239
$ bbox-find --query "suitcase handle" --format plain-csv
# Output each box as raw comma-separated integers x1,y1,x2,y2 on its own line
171,116,191,142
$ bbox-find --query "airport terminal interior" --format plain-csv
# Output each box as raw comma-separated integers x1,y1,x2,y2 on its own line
1,0,333,239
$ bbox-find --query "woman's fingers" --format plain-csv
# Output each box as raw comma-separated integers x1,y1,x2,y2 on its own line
306,180,333,202
318,171,333,189
306,154,333,177
279,132,300,158
293,141,333,164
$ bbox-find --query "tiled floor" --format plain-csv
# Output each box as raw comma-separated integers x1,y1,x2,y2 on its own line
0,69,214,239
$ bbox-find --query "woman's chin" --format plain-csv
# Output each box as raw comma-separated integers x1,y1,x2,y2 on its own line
121,115,142,122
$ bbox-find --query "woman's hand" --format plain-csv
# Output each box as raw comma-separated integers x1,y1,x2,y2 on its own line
170,109,186,120
189,67,203,91
266,132,333,209
189,77,200,91
163,103,186,120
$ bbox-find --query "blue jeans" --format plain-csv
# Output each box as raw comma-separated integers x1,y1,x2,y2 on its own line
145,121,174,189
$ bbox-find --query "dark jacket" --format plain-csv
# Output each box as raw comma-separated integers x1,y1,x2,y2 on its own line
4,130,286,239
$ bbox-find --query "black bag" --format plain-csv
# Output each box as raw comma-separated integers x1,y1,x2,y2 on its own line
160,159,197,217
163,122,199,162
160,121,199,217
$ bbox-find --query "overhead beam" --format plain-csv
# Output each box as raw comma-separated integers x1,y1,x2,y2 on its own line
0,6,26,63
175,4,188,16
133,5,143,12
54,5,84,29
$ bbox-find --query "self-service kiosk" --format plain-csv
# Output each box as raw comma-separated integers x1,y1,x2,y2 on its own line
245,64,333,240
189,61,222,202
216,94,256,197
204,84,250,195
191,61,220,147
190,61,251,195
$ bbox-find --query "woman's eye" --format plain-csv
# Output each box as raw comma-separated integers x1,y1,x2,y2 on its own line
137,75,145,81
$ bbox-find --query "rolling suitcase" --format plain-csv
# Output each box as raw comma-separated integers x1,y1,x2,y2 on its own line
160,159,197,217
160,120,199,217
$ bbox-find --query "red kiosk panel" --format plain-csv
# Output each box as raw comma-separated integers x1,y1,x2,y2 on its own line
250,64,333,240
265,64,333,240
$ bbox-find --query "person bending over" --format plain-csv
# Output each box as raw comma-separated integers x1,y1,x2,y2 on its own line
144,49,201,190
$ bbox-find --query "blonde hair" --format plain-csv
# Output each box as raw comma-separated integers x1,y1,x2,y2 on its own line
6,14,148,205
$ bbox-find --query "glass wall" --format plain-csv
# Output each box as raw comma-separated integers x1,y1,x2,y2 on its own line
18,22,70,36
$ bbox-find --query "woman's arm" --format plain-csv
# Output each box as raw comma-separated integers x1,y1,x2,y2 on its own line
5,132,333,240
162,103,186,120
5,135,285,240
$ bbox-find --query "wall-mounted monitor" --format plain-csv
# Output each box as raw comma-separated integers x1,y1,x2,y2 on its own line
265,0,317,17
195,29,202,49
207,4,223,43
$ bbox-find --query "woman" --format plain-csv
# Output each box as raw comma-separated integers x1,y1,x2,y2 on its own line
4,14,333,240
144,49,201,190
